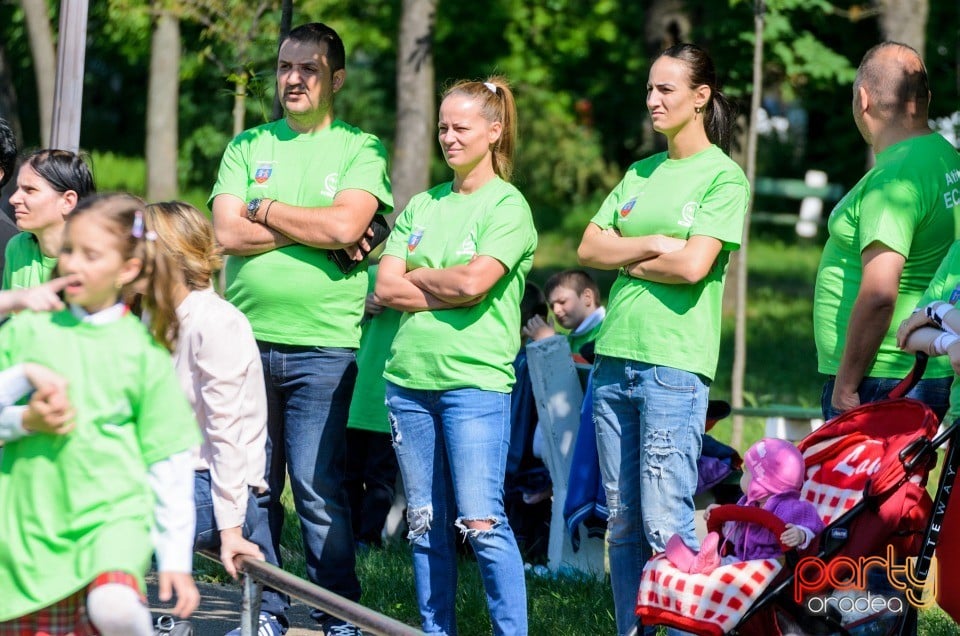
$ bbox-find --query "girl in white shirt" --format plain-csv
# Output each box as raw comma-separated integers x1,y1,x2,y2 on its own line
144,202,287,632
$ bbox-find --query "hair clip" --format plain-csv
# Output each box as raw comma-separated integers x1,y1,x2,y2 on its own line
483,82,497,94
132,210,145,239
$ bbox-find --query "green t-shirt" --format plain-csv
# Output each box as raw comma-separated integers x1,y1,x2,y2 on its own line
2,233,57,290
814,133,960,379
347,265,401,433
590,145,748,381
209,118,394,347
916,241,960,422
0,310,200,620
382,178,538,393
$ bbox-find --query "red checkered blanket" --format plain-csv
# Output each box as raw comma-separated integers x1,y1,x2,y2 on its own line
637,553,782,636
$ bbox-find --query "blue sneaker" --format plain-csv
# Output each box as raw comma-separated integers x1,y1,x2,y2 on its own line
225,612,286,636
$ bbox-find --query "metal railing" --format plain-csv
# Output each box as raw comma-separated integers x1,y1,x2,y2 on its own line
198,550,423,636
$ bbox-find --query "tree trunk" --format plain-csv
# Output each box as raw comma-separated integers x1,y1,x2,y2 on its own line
730,0,765,451
874,0,927,56
21,0,56,146
392,0,437,214
233,72,247,137
146,8,181,201
272,0,294,121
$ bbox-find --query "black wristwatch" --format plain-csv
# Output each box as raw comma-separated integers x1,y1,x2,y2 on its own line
246,198,262,222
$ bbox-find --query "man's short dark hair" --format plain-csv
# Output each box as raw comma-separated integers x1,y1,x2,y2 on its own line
545,269,601,304
855,42,929,118
283,23,345,73
0,118,16,188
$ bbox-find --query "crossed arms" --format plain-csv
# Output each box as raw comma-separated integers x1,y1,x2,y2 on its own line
212,189,381,257
577,223,722,285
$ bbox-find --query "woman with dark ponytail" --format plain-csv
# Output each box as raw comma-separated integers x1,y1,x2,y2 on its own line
577,43,748,635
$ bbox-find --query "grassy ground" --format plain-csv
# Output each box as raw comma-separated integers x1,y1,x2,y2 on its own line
188,233,958,634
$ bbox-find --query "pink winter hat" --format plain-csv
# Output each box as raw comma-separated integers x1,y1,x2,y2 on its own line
743,438,805,503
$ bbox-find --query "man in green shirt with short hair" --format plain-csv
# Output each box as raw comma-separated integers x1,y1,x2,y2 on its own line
209,22,392,636
814,42,960,422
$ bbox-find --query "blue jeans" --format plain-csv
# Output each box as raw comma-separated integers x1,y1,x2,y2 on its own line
821,376,951,422
592,356,708,636
192,470,288,622
259,343,360,622
385,382,528,636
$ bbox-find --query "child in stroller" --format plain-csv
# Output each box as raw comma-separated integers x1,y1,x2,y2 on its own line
664,438,823,575
636,356,955,636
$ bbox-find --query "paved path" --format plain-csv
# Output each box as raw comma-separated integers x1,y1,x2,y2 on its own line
146,574,318,635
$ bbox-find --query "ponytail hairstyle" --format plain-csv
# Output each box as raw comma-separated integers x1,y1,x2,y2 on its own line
144,201,223,292
67,193,180,351
442,76,518,181
656,43,737,154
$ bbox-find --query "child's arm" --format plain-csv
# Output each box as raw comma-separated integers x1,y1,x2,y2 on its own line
147,450,200,618
898,324,960,374
0,364,74,441
897,301,960,350
0,276,76,317
780,524,815,548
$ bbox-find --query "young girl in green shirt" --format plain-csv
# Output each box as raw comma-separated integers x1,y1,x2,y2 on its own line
0,193,201,635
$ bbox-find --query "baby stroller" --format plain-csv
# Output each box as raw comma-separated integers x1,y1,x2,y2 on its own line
635,354,960,635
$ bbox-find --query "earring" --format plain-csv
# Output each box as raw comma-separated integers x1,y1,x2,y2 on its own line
695,106,704,114
114,279,123,290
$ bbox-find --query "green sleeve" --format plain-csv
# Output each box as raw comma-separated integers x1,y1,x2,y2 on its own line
381,196,418,261
589,173,628,230
2,238,16,290
135,344,200,465
858,176,921,257
339,134,394,213
207,135,250,210
919,242,960,306
476,195,536,272
690,177,749,250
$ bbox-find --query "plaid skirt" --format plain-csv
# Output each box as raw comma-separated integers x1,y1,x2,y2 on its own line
0,571,141,636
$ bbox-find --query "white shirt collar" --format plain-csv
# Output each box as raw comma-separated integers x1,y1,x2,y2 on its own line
572,306,605,336
69,302,127,325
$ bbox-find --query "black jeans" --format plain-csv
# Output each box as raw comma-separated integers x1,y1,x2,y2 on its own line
344,428,399,546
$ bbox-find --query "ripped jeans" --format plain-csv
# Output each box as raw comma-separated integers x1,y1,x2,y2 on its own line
592,356,707,636
385,382,527,636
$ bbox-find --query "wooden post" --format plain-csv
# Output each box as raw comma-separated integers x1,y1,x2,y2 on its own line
730,0,766,450
49,0,89,152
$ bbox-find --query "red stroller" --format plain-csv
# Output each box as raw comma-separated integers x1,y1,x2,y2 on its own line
636,355,960,635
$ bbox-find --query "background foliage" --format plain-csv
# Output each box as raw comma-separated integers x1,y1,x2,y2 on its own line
0,0,956,232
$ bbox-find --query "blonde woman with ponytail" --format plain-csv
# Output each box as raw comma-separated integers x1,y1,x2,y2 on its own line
375,76,536,635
